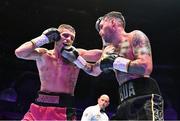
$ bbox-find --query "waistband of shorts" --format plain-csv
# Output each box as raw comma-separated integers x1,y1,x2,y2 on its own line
34,91,75,107
119,77,161,104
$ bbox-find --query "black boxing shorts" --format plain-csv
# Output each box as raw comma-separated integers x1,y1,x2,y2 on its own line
111,77,164,121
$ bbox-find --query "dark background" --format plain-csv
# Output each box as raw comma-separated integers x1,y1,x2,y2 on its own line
0,0,180,120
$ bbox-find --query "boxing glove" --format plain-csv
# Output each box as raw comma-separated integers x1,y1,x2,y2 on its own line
61,45,86,69
100,54,117,72
100,54,131,73
42,28,61,42
95,16,103,32
31,28,60,47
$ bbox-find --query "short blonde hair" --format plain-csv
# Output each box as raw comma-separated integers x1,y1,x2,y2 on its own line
58,24,76,34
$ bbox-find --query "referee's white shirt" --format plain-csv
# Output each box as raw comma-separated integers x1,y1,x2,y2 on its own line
81,104,109,121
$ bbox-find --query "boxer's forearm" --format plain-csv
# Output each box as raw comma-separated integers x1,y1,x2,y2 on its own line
128,58,152,76
15,28,60,59
15,41,37,59
82,62,102,77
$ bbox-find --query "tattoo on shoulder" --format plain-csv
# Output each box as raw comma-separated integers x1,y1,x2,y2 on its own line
132,31,152,56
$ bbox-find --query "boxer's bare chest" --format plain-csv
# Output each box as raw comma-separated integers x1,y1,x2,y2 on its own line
37,51,79,92
102,40,134,60
37,51,78,76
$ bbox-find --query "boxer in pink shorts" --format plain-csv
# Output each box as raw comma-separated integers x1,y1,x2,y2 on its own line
15,24,102,120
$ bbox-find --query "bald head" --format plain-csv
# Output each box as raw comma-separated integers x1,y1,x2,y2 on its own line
98,94,110,109
100,94,109,101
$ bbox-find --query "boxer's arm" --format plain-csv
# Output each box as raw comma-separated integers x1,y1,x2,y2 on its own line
81,61,102,76
128,30,153,75
15,41,47,60
78,48,102,62
15,41,42,60
100,30,152,76
78,49,103,76
61,46,102,76
15,28,60,60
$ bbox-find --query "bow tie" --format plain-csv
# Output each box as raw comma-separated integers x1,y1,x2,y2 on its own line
100,109,106,113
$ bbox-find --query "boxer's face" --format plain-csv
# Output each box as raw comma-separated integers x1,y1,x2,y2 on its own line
99,18,114,44
60,29,75,46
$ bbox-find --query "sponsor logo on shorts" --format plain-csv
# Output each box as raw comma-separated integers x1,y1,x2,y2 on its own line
119,82,136,102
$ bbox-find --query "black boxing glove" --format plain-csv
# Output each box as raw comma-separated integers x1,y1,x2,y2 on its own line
100,54,131,73
95,16,103,32
100,54,117,72
31,28,60,47
61,45,86,68
42,28,61,42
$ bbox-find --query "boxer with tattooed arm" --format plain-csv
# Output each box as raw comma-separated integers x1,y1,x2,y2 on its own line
61,11,164,120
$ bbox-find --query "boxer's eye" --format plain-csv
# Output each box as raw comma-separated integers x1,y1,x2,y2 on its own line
61,33,75,41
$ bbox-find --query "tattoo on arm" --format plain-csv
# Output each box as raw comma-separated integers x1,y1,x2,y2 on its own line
132,31,152,57
83,63,93,74
128,30,152,75
83,62,101,76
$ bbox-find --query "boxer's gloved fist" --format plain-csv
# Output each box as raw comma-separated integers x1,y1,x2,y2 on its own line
31,28,60,47
100,54,117,72
61,45,79,62
95,16,103,32
100,54,131,73
42,28,60,43
61,45,86,69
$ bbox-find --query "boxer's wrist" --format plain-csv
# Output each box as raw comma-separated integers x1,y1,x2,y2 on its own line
113,57,131,72
74,56,87,69
31,35,49,47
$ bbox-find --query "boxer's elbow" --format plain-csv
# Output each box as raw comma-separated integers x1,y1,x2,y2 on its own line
83,68,102,77
84,70,101,77
129,62,152,75
137,63,152,75
145,63,153,75
90,72,101,77
137,64,150,75
15,48,23,58
82,63,102,76
15,48,29,59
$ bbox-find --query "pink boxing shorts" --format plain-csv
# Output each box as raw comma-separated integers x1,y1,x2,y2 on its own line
22,91,76,121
